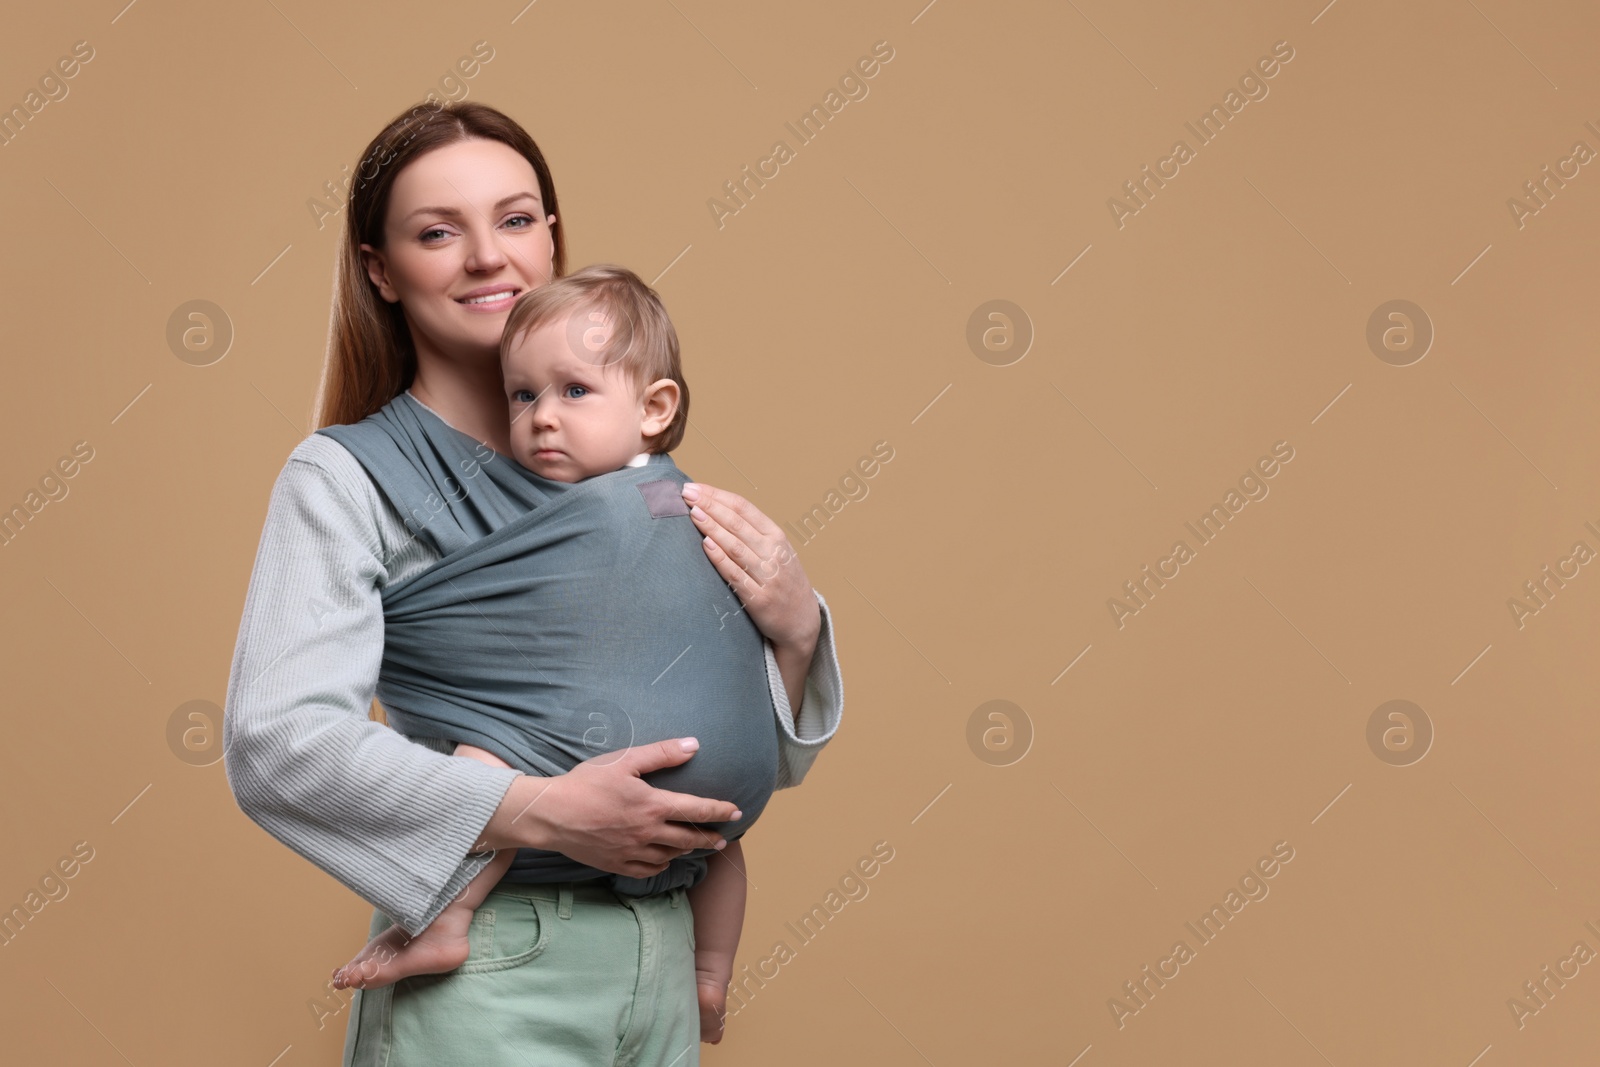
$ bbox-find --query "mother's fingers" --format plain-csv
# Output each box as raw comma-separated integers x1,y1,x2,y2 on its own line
653,796,739,835
683,482,777,539
615,837,718,879
685,485,774,556
685,487,791,585
700,535,760,599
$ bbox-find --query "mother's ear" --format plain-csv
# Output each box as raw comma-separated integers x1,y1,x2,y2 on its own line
359,243,400,303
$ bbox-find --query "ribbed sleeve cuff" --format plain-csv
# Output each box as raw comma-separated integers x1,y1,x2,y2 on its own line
381,760,524,936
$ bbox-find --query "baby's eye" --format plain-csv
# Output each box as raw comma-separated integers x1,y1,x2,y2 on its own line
512,389,535,403
564,384,588,399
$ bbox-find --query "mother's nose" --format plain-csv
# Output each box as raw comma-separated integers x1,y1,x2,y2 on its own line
461,225,511,271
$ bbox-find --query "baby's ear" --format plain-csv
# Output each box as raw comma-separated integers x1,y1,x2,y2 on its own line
640,378,681,432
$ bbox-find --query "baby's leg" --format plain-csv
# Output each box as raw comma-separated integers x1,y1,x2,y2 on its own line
687,836,748,1044
331,743,518,990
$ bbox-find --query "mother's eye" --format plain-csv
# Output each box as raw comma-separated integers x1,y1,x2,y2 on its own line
420,214,529,243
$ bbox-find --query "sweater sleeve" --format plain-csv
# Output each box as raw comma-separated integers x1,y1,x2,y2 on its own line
222,439,524,938
765,590,845,791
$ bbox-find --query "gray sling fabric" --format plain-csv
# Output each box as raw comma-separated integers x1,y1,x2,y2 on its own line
316,392,777,895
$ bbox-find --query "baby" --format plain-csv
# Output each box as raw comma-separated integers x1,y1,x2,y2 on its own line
330,264,792,1046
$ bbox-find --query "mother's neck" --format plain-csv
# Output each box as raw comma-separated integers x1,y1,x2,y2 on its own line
407,354,513,457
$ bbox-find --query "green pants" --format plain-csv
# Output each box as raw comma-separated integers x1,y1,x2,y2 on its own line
342,880,700,1067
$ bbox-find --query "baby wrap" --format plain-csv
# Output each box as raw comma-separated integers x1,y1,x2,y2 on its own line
316,393,777,895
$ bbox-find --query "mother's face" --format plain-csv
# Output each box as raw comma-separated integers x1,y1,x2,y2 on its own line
360,137,558,360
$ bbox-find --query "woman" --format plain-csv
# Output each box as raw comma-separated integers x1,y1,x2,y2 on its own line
222,101,844,1066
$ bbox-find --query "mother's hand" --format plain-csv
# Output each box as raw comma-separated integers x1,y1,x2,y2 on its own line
476,738,739,879
681,481,821,655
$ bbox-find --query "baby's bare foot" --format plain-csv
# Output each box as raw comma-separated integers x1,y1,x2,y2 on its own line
331,907,474,990
697,979,727,1044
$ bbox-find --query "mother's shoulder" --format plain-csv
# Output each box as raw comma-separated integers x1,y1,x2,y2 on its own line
270,432,390,521
285,430,371,483
268,433,425,560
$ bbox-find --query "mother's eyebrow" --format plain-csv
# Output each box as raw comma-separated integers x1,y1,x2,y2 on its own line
405,192,542,221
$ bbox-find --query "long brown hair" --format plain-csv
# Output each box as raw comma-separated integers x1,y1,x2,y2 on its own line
312,101,568,430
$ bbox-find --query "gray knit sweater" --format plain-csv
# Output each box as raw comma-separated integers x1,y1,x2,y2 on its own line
222,431,844,938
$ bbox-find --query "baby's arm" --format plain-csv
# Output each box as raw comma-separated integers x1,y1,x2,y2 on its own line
687,836,748,1044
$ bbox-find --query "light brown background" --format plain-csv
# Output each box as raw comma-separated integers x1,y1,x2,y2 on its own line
2,0,1597,1063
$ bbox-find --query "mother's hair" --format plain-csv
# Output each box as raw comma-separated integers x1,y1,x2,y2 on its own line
313,101,568,430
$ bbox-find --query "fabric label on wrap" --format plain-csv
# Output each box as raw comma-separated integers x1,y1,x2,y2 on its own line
636,478,691,518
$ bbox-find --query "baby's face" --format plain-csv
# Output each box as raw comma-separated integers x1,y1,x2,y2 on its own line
503,308,650,483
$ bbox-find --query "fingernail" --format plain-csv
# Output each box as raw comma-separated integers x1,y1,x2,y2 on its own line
678,737,699,751
690,505,706,520
731,809,742,820
681,483,701,502
714,839,727,850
